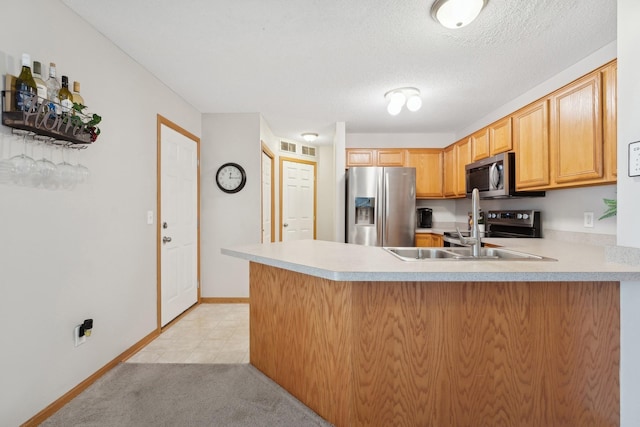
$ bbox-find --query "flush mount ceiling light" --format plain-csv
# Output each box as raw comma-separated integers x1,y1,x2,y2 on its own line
384,87,422,116
301,133,318,142
431,0,487,29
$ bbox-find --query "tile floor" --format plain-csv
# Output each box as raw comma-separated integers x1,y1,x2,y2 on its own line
126,303,250,364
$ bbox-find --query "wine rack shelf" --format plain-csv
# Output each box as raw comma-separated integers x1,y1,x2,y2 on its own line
2,90,97,145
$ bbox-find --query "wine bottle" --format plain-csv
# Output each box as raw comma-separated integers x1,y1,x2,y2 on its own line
32,61,48,107
45,63,61,116
72,81,85,108
14,53,37,112
59,75,74,115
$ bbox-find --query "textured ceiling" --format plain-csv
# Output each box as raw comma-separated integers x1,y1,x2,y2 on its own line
61,0,616,144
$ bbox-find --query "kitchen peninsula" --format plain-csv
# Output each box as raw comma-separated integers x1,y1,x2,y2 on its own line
223,239,640,427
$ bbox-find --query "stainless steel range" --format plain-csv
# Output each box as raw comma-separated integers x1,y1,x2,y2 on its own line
443,210,542,246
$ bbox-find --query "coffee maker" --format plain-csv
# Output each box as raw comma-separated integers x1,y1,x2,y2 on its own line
417,207,433,228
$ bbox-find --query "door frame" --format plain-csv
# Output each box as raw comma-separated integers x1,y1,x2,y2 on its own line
261,141,275,243
279,156,317,241
156,114,201,331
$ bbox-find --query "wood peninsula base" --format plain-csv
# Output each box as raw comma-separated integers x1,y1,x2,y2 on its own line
249,263,620,427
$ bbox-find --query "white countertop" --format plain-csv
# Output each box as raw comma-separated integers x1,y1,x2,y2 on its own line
222,238,640,282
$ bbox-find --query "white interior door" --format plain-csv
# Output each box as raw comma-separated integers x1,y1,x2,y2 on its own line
281,159,315,241
160,121,199,327
262,150,273,243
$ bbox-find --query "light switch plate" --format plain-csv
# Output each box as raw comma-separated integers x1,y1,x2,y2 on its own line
630,141,640,177
584,212,594,228
147,211,154,225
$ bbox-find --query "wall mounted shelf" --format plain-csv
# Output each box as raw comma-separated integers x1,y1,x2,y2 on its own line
2,90,98,145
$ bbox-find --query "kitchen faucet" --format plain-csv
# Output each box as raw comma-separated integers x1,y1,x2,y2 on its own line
455,187,482,257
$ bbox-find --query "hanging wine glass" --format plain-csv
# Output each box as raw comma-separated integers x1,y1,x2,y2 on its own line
34,136,58,190
56,143,77,190
72,146,90,185
26,136,44,188
0,133,14,185
10,130,37,186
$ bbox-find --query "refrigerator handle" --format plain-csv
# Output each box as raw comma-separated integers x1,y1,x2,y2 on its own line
375,169,384,246
383,171,389,244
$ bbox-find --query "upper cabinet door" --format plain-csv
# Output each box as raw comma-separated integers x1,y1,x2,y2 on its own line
346,149,375,167
376,149,406,166
513,99,550,189
407,149,443,198
471,128,490,161
443,144,456,197
550,70,603,184
490,117,513,155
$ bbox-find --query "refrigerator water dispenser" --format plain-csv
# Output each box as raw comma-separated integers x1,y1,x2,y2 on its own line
355,197,375,225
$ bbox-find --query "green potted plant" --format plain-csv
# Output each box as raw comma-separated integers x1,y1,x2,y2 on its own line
599,198,617,220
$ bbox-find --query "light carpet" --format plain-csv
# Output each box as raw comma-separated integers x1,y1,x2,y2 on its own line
41,363,333,426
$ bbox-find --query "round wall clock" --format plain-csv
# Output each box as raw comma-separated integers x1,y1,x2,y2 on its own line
215,162,247,194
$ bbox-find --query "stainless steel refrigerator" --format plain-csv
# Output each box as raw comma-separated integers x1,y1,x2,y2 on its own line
346,167,416,247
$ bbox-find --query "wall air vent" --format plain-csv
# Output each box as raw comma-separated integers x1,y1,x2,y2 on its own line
301,145,316,157
280,141,297,153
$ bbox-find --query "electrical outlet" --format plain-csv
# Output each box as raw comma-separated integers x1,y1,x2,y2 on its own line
74,325,86,347
584,212,594,228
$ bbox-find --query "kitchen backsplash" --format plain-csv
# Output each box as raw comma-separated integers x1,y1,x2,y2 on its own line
417,184,617,237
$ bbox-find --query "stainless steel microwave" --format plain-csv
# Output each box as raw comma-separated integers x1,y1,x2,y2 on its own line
465,152,545,199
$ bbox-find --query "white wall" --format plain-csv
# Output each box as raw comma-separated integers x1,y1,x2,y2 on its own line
317,144,335,241
334,122,347,242
0,1,201,425
200,114,261,298
617,1,640,425
458,185,618,236
347,132,454,148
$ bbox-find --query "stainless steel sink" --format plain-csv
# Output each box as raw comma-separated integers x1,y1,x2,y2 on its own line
384,247,460,260
383,246,556,261
443,247,555,260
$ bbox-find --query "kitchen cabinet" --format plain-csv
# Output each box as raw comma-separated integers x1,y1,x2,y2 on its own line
406,149,443,198
470,117,512,162
471,128,490,161
489,116,513,155
455,137,471,196
443,144,456,197
415,233,443,247
442,138,470,198
549,70,604,185
346,148,405,167
512,61,617,191
513,99,550,189
346,149,375,167
602,60,617,181
347,61,617,198
376,149,405,166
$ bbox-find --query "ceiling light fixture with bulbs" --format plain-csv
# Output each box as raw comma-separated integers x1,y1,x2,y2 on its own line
301,132,318,142
384,87,422,116
431,0,487,29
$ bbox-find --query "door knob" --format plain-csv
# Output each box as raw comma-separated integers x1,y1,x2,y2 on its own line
162,236,172,243
283,223,289,227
